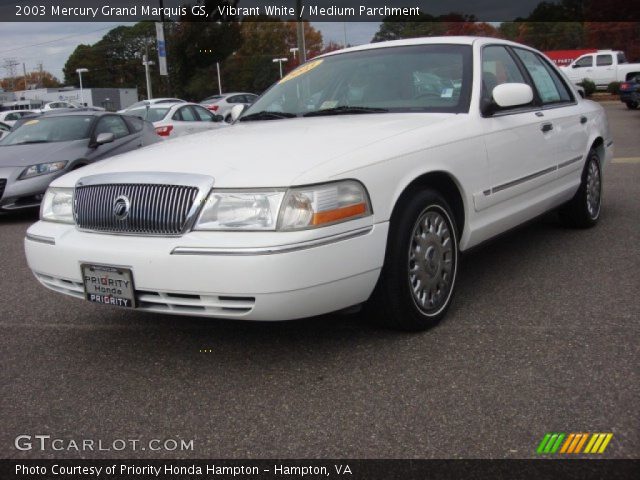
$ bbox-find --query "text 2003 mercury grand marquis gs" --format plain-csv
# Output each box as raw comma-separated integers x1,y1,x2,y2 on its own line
24,37,612,331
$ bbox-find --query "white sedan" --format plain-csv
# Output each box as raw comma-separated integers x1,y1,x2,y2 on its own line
124,102,228,138
0,110,36,126
24,37,612,330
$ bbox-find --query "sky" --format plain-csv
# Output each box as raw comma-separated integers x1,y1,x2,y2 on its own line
0,22,380,85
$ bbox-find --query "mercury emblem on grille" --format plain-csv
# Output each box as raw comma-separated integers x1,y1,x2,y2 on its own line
113,195,130,220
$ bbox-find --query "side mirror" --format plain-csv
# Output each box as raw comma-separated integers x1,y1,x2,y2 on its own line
95,132,115,146
229,104,246,123
212,115,224,123
492,83,533,108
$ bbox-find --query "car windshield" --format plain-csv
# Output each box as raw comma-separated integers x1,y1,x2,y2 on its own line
126,108,170,123
242,44,472,120
0,115,93,145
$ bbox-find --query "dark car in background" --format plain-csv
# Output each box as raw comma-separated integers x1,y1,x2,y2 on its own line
619,75,639,109
0,111,160,211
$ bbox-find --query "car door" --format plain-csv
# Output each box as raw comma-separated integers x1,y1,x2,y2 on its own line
593,54,614,86
511,48,589,194
477,45,557,214
568,55,594,83
192,105,224,132
170,106,198,137
88,115,141,162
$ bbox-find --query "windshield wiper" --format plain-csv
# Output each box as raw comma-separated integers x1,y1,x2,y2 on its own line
240,111,297,122
7,140,49,145
303,106,389,117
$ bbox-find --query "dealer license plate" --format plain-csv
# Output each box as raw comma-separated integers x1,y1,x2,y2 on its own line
81,264,136,308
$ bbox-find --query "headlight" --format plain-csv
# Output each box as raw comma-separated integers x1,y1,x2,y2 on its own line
40,187,74,224
193,180,371,231
195,190,286,231
279,180,371,230
19,161,68,180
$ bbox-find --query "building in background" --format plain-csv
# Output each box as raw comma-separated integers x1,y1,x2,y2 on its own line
0,87,138,111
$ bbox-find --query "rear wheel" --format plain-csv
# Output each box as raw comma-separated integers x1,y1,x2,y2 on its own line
366,189,459,331
559,149,602,228
625,101,638,110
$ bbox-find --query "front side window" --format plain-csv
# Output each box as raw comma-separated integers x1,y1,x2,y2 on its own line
574,56,593,68
95,115,130,139
174,106,196,122
243,44,472,118
193,106,215,121
514,48,572,104
481,45,528,108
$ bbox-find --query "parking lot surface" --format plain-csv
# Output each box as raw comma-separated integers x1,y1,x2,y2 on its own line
1,102,638,459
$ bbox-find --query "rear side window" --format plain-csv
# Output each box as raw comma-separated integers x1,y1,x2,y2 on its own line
513,48,573,104
617,53,627,64
596,55,613,66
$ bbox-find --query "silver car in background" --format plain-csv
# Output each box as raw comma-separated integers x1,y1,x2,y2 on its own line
0,111,160,211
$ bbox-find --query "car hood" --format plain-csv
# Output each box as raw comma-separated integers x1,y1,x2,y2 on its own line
52,114,462,188
0,140,87,167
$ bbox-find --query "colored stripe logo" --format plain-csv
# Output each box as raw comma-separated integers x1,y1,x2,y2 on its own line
537,433,613,454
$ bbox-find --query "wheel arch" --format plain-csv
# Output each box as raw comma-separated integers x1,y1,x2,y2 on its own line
390,171,466,239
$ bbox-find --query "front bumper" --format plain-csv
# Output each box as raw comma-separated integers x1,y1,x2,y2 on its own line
24,220,388,320
620,91,639,103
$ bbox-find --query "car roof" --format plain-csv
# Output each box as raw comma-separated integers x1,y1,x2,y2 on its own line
24,110,110,119
318,36,525,59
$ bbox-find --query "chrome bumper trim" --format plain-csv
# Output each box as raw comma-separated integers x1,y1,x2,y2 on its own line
25,233,56,245
171,226,374,256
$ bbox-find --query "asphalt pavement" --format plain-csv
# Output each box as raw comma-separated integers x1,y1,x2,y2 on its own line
1,102,638,459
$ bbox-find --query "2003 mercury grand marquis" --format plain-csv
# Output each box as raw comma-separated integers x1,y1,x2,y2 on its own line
24,37,612,330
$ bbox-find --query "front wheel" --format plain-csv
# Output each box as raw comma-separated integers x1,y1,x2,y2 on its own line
625,101,638,110
366,189,459,331
559,149,602,228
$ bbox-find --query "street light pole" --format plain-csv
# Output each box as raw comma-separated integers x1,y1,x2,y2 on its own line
272,58,288,79
142,54,155,100
216,62,222,95
75,68,88,106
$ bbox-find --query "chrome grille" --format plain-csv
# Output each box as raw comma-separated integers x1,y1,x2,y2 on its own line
0,178,6,199
74,183,199,235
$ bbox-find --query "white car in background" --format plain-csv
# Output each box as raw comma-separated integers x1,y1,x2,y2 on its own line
118,98,187,113
0,121,11,140
0,110,36,127
25,37,611,331
200,92,258,121
125,102,228,138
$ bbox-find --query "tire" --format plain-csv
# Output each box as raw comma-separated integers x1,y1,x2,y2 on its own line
625,101,638,110
559,149,602,228
366,189,459,331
